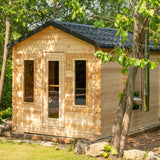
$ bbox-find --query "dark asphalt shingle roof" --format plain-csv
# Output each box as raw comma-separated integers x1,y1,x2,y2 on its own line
7,21,160,51
57,21,133,48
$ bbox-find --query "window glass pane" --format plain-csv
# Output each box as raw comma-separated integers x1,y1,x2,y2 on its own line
133,91,140,110
24,60,34,102
75,60,86,105
48,61,59,118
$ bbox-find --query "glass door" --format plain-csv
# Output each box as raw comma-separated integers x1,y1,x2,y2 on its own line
48,61,59,118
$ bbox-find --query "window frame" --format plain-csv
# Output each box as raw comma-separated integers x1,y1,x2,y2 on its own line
73,59,88,107
42,52,65,128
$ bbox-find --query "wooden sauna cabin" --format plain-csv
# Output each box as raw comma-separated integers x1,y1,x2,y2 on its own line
8,21,160,141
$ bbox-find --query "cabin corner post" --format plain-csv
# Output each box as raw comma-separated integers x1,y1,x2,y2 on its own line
92,55,102,137
12,47,16,130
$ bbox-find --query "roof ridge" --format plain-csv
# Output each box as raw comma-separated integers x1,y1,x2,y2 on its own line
54,20,119,31
54,21,96,28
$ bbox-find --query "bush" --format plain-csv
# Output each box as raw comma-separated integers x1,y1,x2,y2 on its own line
0,55,12,110
103,144,118,158
2,107,12,119
0,111,2,124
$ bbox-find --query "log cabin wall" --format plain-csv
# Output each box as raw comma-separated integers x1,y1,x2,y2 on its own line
12,26,101,141
130,52,160,133
101,57,124,138
101,51,160,139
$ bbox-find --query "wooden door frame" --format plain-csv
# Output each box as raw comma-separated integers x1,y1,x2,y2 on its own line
42,52,65,128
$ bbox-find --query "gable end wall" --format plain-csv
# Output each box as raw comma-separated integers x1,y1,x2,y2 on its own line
12,26,102,141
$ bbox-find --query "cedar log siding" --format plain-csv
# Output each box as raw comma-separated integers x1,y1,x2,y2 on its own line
12,26,101,141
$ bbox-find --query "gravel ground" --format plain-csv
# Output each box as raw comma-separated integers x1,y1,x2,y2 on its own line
126,127,160,154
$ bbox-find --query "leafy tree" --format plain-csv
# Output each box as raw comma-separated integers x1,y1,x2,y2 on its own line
96,0,160,157
0,0,11,108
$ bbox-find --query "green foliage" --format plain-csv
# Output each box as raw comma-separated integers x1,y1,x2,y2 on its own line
114,13,134,43
121,68,128,75
0,56,12,110
137,0,147,14
105,145,111,152
2,107,12,119
111,147,118,155
143,152,148,159
69,0,85,20
157,58,160,65
0,106,12,122
94,49,154,75
103,144,118,158
103,152,110,158
0,112,2,124
149,61,156,70
94,21,106,28
118,92,125,101
67,140,76,152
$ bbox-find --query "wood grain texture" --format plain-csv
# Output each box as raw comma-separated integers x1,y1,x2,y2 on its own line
12,26,100,141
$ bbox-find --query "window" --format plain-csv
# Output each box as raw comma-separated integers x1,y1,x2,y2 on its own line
48,61,59,118
133,91,140,110
75,60,86,105
24,60,34,102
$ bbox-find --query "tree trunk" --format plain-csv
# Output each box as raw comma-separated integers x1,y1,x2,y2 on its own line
119,66,138,157
110,85,127,155
0,0,11,103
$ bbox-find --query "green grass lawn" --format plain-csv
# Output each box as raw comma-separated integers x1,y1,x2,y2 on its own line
0,140,97,160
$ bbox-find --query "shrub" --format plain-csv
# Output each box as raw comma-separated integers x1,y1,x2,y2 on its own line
2,107,12,119
0,111,2,124
103,144,118,159
0,57,12,110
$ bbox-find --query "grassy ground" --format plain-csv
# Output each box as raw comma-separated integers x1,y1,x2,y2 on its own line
0,140,97,160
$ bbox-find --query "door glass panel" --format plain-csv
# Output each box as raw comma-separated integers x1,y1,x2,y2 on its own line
75,60,86,105
48,61,59,118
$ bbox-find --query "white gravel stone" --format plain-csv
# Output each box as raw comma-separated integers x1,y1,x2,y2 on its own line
146,151,160,160
123,149,146,160
85,141,109,157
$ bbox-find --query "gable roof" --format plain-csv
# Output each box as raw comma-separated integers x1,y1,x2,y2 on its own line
7,21,160,51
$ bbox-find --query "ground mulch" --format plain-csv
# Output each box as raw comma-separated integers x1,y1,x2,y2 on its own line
126,127,160,154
